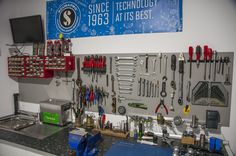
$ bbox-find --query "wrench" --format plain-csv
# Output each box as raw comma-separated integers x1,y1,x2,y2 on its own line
159,53,162,73
119,87,133,91
110,57,112,74
116,73,135,77
153,58,157,74
117,77,134,82
170,91,175,111
115,62,137,66
162,55,168,81
186,81,191,102
119,90,132,95
138,78,142,96
145,54,149,73
224,66,231,85
115,56,137,61
111,75,115,93
170,54,176,89
178,53,185,105
160,81,167,97
118,82,133,87
116,68,136,72
146,80,149,97
142,79,146,97
157,80,159,97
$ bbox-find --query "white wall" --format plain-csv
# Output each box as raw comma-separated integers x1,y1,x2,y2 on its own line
0,0,236,154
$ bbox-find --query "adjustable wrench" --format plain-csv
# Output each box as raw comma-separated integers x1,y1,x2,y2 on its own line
186,81,191,102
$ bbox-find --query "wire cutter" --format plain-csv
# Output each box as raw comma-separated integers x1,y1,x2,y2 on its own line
155,99,168,115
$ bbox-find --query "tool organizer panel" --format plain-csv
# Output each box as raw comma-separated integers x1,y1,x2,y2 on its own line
77,51,234,127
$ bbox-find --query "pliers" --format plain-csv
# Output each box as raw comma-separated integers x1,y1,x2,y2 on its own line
155,99,168,114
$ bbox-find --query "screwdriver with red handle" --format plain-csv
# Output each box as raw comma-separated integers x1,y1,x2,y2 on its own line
196,45,202,68
208,48,213,80
203,45,209,80
188,46,193,79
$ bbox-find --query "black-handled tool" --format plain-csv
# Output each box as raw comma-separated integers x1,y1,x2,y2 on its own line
170,54,176,89
178,53,185,105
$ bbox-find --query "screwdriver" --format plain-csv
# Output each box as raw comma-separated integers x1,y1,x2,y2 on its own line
188,46,193,79
203,45,209,80
196,45,202,68
208,48,213,80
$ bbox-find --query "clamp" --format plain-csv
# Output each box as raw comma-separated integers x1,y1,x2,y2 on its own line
155,99,168,115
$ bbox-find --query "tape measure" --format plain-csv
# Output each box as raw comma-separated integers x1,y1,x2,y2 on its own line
183,105,190,115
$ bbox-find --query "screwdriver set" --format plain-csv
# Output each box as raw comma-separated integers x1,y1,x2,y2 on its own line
77,48,233,127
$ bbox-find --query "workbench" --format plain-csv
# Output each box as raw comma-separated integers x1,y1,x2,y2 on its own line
0,125,232,156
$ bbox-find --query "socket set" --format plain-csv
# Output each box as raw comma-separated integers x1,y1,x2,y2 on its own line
8,57,25,77
8,56,75,78
45,56,75,70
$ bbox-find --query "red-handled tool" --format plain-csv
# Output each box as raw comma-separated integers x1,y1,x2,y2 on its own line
203,45,209,80
208,48,213,80
188,46,193,79
155,99,168,115
196,45,202,68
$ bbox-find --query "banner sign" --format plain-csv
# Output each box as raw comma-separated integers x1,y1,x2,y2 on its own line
47,0,182,39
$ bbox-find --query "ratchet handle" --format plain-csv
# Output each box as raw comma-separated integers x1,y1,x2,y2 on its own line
171,55,176,71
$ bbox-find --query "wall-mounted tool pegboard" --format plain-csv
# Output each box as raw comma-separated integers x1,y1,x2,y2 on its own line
77,50,234,127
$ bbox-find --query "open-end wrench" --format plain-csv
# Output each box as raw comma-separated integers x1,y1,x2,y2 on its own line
117,77,134,82
162,55,168,81
119,91,132,95
146,80,149,97
116,68,136,72
142,79,146,97
149,81,152,97
178,53,185,105
157,80,159,97
116,73,135,77
118,82,133,87
138,78,142,96
159,53,162,73
153,58,157,74
115,56,137,61
115,62,137,66
119,87,133,91
170,54,176,89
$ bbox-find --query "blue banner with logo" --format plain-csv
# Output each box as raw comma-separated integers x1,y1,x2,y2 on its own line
47,0,182,39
